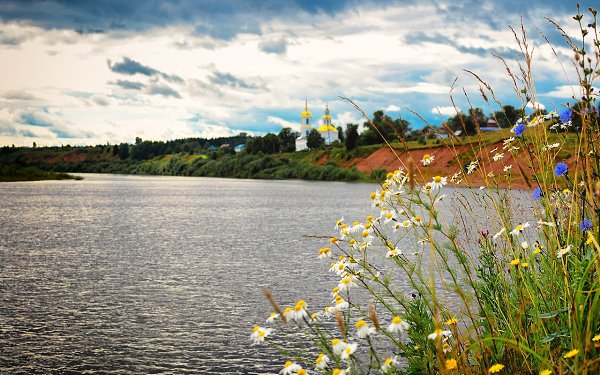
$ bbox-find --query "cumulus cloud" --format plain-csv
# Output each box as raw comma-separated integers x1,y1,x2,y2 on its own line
267,115,299,132
526,101,546,111
3,90,38,101
90,94,111,106
372,83,451,95
208,71,262,90
107,57,183,83
259,38,287,54
431,106,459,116
385,105,401,112
145,82,181,98
112,79,145,91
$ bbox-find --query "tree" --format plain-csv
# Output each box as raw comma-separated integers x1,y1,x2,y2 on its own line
32,142,36,148
112,144,119,156
337,126,345,142
306,128,324,150
118,143,129,159
493,105,522,128
262,133,280,154
345,124,359,151
447,107,486,135
135,136,142,145
278,127,298,153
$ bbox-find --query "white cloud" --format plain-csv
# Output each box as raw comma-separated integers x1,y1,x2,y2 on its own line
431,106,459,116
371,82,451,95
385,105,401,112
267,115,299,132
526,101,546,111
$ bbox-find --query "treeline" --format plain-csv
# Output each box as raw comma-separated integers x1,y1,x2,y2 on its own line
39,153,369,182
0,163,81,182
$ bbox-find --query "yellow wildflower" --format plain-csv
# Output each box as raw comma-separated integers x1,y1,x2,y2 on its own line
445,358,457,370
488,363,505,373
446,317,458,325
510,258,520,266
521,262,529,268
563,349,579,358
539,370,552,375
592,333,600,342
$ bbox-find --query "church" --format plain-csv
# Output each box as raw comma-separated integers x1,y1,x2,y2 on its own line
295,101,338,151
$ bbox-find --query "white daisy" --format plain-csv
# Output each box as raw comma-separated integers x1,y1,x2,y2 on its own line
427,328,452,340
387,316,410,333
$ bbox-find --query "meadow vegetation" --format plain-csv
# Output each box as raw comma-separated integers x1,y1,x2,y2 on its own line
252,6,600,375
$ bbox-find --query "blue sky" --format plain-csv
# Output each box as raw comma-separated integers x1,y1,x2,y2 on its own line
0,0,596,146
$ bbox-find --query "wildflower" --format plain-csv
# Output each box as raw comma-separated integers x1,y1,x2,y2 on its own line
430,175,447,189
509,222,530,236
335,217,344,229
280,361,302,375
331,369,347,375
446,317,458,325
537,220,555,228
338,276,357,292
421,154,435,166
266,312,280,323
521,241,529,249
467,160,479,174
399,220,411,228
386,244,402,258
330,237,340,245
580,218,593,231
503,165,513,172
251,325,273,345
563,349,579,358
493,228,506,241
318,247,332,259
388,316,410,333
292,300,308,322
331,338,347,356
340,342,358,360
355,320,375,338
445,358,458,370
428,328,452,340
488,363,505,373
539,370,552,375
592,333,600,342
333,296,349,311
487,172,495,178
315,353,329,369
521,262,529,268
560,108,572,123
554,162,568,176
310,312,320,322
510,258,520,266
513,123,526,136
492,152,504,161
383,211,396,224
532,187,541,200
381,357,397,372
557,245,572,258
412,216,421,224
542,142,560,151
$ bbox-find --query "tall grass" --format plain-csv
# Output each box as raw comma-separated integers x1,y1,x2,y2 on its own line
252,7,599,375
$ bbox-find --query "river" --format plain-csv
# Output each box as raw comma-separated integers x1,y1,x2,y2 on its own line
0,174,380,374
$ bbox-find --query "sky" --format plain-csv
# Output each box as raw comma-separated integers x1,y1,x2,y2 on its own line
0,0,596,147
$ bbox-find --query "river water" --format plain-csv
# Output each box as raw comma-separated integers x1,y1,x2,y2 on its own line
0,174,382,374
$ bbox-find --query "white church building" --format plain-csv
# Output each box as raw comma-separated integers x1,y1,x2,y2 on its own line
295,101,338,151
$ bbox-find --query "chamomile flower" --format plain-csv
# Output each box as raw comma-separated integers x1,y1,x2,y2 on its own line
251,325,273,345
503,165,513,172
338,276,357,292
386,243,402,258
492,227,506,241
467,160,479,174
557,245,572,258
331,339,347,356
509,222,530,236
421,154,435,166
315,353,329,369
331,369,347,375
492,152,504,161
383,211,396,224
430,175,447,189
427,328,452,340
266,312,280,323
318,247,332,259
334,217,345,229
280,361,302,375
340,343,358,360
381,357,398,372
388,316,410,333
355,320,375,338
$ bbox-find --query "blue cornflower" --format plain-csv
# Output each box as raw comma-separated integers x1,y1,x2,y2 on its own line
560,108,572,123
513,123,526,136
532,187,542,200
580,218,593,231
554,162,568,176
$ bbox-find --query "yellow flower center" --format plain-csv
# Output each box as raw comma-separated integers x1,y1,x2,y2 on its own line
434,176,442,183
366,215,374,222
414,216,421,222
386,172,394,179
253,326,260,332
349,239,356,245
297,369,306,375
370,192,376,200
386,213,393,219
356,320,367,328
331,338,341,346
284,361,293,368
445,358,457,370
423,154,430,160
391,316,402,324
362,230,370,238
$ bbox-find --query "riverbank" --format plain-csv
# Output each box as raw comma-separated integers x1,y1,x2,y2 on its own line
0,163,83,182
